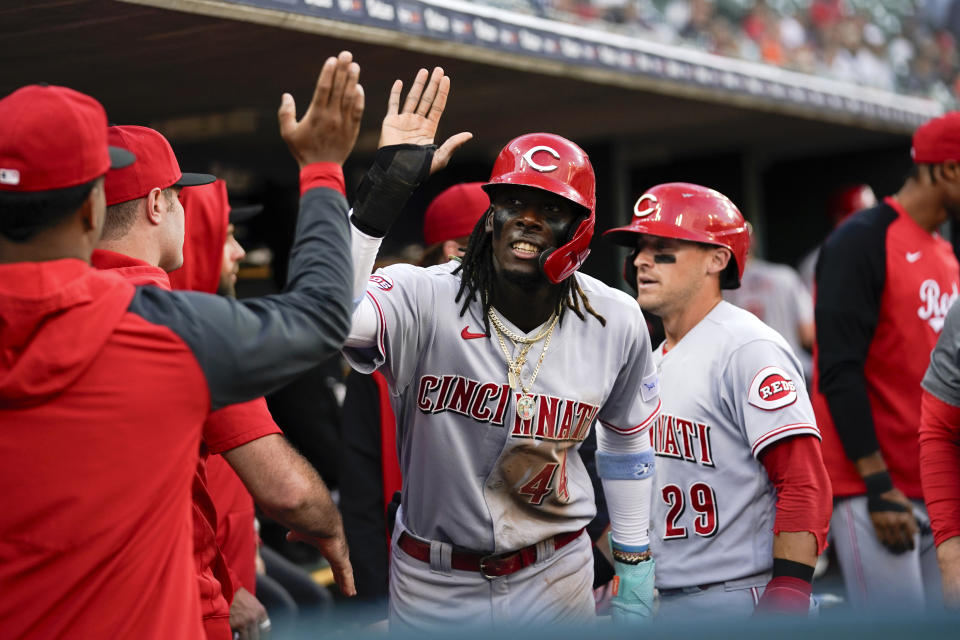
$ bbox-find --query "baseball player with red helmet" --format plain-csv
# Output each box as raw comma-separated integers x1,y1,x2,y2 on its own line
605,183,832,618
342,68,659,628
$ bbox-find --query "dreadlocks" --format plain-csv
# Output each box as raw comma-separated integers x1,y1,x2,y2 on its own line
453,211,606,335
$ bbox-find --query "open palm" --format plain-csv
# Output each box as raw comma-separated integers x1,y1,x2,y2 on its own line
379,67,472,174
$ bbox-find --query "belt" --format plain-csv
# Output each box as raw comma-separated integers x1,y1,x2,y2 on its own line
659,571,770,597
658,582,723,597
397,528,585,579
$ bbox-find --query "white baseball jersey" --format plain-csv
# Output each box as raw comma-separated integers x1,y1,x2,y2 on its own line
344,260,659,553
649,301,820,589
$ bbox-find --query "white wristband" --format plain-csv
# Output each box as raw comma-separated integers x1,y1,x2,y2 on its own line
350,216,383,307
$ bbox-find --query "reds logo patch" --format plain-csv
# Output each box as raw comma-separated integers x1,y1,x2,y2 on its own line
748,366,798,411
369,274,393,291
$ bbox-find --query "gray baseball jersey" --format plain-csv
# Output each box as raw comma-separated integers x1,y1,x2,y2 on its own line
723,258,813,364
650,301,820,589
343,260,659,553
798,247,818,295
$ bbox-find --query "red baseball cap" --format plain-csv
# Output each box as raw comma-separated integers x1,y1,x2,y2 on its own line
0,84,134,192
911,112,960,164
104,125,214,206
423,182,490,245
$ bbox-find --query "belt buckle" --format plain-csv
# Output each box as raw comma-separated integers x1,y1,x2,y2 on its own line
479,552,505,579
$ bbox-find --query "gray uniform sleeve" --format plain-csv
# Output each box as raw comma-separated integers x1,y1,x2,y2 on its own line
923,301,960,406
342,263,436,394
721,338,820,458
130,186,353,411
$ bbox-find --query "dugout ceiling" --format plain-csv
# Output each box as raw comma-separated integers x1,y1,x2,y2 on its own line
0,0,931,160
0,0,939,283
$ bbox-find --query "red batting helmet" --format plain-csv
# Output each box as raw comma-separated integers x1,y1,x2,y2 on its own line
483,133,595,284
604,182,750,290
828,184,876,226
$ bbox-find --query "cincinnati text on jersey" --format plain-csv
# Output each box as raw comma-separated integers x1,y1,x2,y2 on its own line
416,374,599,442
649,413,715,467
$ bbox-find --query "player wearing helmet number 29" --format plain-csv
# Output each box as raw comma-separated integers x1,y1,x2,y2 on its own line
343,67,660,628
605,184,832,618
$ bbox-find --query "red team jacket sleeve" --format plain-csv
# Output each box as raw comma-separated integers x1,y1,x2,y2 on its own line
919,390,960,546
759,435,832,554
300,162,346,197
204,397,283,455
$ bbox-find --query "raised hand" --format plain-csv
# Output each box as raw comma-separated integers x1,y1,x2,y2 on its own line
379,66,472,174
279,50,365,168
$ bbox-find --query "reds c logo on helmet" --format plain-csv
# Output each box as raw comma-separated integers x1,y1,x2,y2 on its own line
521,146,561,173
483,133,596,284
603,182,750,290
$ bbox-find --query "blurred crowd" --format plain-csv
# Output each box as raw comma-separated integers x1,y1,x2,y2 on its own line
485,0,960,105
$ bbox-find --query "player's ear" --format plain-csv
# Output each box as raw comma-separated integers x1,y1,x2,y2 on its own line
707,247,731,276
942,161,960,185
80,177,105,234
145,188,164,226
484,209,494,233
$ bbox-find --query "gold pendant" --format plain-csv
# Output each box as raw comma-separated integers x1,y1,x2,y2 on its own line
516,394,536,421
508,371,517,390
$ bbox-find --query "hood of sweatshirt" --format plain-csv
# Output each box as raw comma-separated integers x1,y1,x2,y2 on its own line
169,180,229,294
0,259,135,407
91,249,171,290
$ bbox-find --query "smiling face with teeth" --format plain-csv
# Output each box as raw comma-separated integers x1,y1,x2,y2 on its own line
484,185,583,289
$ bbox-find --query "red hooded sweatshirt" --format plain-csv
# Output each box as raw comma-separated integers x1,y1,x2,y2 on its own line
0,171,352,639
93,180,279,640
173,180,278,597
0,260,207,639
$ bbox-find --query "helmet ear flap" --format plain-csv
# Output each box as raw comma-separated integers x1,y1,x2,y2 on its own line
623,249,638,291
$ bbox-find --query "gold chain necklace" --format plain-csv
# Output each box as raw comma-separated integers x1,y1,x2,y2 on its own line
488,310,557,344
488,309,559,420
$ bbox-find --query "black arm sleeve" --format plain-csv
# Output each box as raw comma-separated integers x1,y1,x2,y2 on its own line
131,186,353,410
814,205,894,461
339,372,390,608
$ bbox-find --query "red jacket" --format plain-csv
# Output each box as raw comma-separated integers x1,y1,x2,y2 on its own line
0,261,206,639
0,176,352,639
90,250,272,636
813,198,960,499
173,181,273,597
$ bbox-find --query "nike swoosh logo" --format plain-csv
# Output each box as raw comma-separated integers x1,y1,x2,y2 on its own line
461,326,487,340
907,251,922,263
